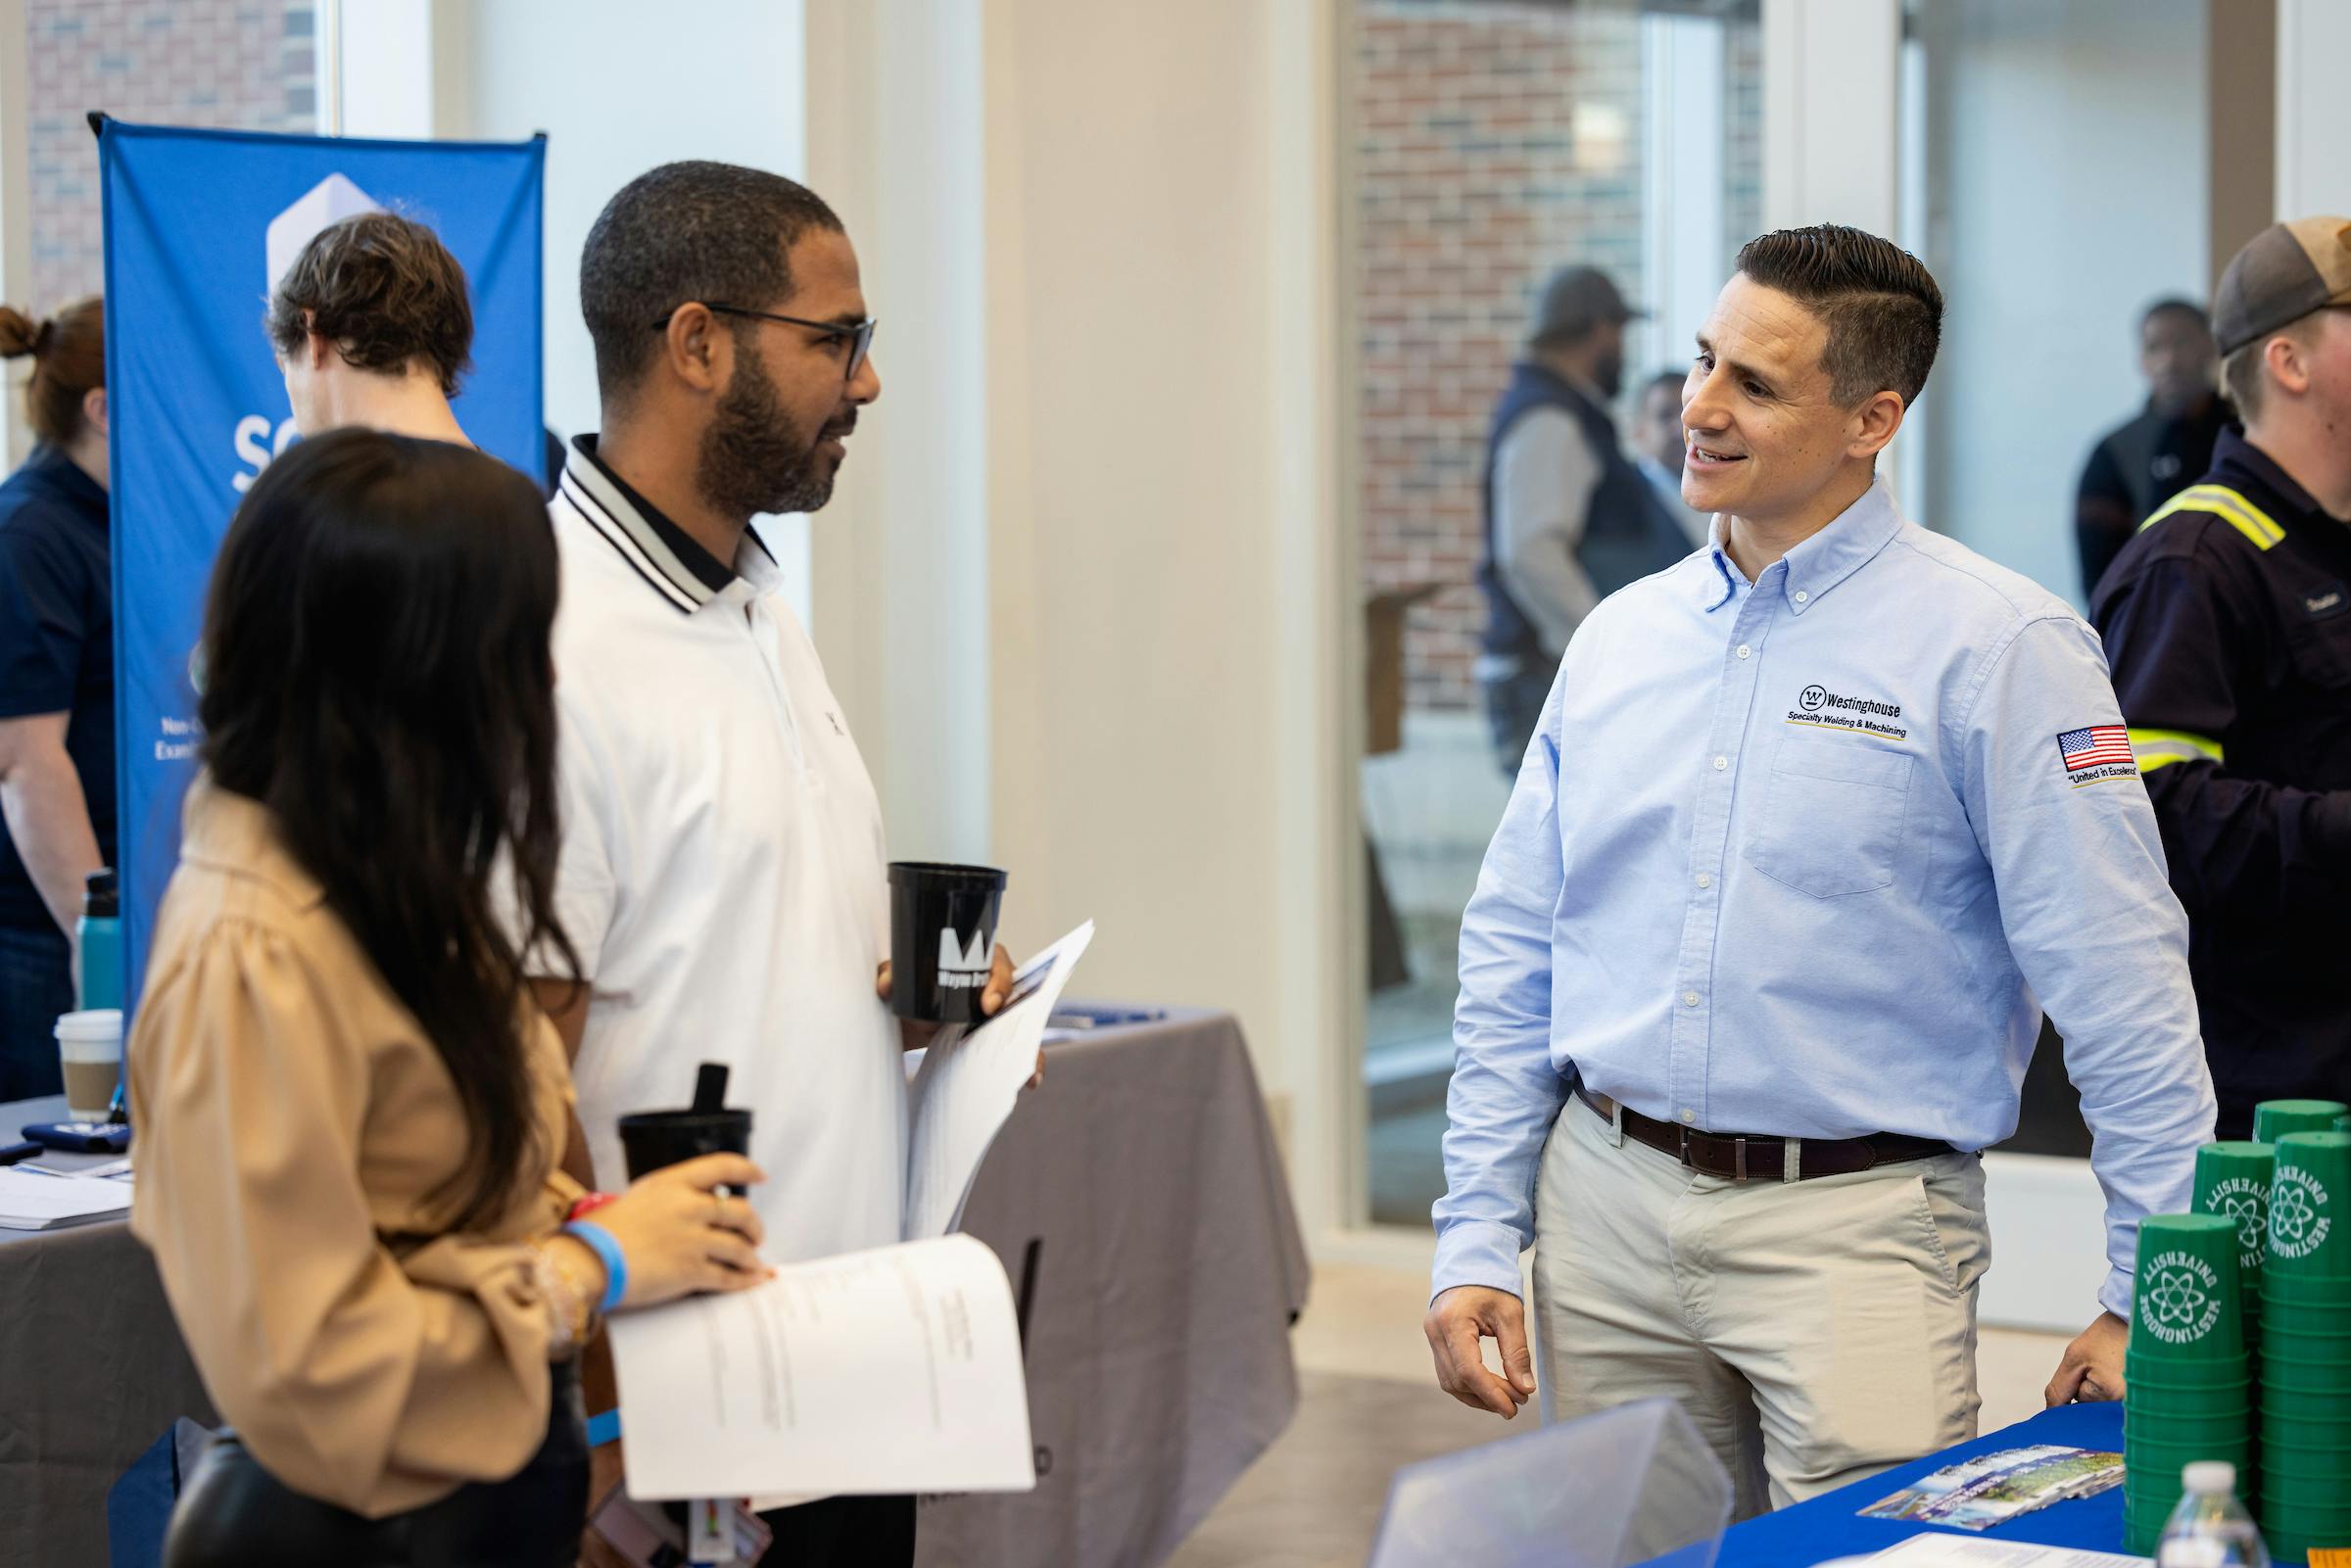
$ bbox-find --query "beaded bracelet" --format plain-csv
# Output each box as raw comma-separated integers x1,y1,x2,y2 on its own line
531,1244,590,1357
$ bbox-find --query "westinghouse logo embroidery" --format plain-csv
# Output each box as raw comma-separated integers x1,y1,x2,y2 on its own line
1786,685,1908,743
2136,1249,2224,1345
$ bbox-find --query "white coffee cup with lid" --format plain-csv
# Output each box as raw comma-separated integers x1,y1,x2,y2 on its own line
54,1008,122,1120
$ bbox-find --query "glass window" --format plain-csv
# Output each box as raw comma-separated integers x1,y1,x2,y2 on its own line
1899,0,2242,1162
1350,0,1762,1227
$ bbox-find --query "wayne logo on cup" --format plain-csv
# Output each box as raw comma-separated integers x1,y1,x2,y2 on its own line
2137,1250,2224,1345
938,927,992,989
1786,682,1907,743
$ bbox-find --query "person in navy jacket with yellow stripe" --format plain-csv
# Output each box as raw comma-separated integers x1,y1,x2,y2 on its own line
2094,216,2351,1138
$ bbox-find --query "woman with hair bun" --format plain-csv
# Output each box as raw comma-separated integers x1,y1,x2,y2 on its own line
0,297,110,1097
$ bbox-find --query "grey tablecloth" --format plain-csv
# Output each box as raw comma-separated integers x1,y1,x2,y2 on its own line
0,1006,1309,1568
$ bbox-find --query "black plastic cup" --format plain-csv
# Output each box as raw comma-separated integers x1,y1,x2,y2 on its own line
888,862,1007,1024
617,1108,752,1180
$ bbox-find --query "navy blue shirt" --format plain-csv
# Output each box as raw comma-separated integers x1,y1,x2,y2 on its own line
0,445,112,930
2092,427,2351,1134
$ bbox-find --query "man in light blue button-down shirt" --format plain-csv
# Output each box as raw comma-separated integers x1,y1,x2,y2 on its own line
1425,226,2216,1513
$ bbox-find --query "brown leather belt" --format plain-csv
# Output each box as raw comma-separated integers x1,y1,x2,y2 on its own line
1573,1081,1959,1182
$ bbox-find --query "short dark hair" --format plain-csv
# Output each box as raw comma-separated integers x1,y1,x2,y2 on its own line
1642,367,1686,402
265,212,473,397
1734,225,1943,406
580,161,844,404
2141,297,2211,334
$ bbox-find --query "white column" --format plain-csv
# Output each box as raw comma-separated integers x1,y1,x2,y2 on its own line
1760,0,1899,236
1762,0,1911,499
1262,0,1350,1237
802,0,991,865
1642,11,1729,374
978,0,1343,1222
2276,0,2351,217
331,0,442,141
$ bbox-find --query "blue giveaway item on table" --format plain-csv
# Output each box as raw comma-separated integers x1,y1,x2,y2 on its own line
74,868,121,1012
23,1119,132,1154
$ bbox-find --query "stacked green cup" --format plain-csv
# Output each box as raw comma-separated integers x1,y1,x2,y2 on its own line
2254,1099,2350,1143
2194,1142,2275,1373
2124,1213,2252,1553
2257,1131,2351,1554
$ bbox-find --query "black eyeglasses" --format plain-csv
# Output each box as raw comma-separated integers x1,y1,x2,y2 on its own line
649,303,876,382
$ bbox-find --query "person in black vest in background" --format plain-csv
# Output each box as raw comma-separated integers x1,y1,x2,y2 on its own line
1475,265,1692,776
2075,298,2230,600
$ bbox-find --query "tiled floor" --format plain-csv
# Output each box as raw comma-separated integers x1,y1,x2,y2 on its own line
1167,1262,2073,1568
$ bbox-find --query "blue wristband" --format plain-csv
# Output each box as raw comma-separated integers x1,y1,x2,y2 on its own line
561,1219,628,1316
586,1408,623,1448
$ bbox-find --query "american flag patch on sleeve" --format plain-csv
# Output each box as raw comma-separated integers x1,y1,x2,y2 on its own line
2058,725,2135,778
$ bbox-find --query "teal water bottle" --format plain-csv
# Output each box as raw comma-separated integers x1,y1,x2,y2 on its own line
73,868,121,1013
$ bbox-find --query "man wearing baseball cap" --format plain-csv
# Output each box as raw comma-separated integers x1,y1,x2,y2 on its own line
2093,215,2351,1136
1473,264,1695,774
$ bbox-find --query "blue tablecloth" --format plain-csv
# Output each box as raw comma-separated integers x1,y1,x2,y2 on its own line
1714,1402,2129,1567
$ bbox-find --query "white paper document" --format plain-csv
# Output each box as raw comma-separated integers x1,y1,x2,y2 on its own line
903,920,1094,1240
0,1167,132,1229
1861,1537,2149,1568
606,1233,1036,1502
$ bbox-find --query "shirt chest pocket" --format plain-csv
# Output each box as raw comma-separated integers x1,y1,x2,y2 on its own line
2284,612,2351,692
1744,734,1917,899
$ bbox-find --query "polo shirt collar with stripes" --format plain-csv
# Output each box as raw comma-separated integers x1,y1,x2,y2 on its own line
557,434,780,612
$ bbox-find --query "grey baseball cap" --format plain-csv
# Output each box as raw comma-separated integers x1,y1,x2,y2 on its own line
2213,215,2351,357
1530,264,1644,346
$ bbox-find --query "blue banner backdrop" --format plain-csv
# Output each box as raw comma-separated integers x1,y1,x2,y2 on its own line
98,119,545,1013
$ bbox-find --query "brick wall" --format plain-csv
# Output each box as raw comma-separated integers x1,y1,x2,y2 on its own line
1354,0,1761,713
26,0,316,310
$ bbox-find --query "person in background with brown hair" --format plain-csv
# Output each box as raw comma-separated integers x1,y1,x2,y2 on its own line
0,296,110,1097
266,211,474,446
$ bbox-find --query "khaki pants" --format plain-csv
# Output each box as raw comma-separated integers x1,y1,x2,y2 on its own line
1530,1096,1990,1518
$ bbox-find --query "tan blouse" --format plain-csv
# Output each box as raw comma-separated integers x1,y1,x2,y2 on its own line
128,783,584,1519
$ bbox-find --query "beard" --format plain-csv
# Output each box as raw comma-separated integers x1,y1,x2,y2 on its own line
1594,349,1625,402
694,346,843,520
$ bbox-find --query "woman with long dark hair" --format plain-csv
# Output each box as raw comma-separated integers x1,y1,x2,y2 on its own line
128,429,771,1566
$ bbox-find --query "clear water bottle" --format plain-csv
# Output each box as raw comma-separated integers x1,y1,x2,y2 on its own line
2155,1461,2270,1568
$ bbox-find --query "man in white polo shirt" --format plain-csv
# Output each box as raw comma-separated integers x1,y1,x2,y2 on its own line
537,160,1003,1568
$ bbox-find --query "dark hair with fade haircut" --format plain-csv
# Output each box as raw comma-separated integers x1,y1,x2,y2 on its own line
580,160,844,404
1734,224,1943,407
2140,297,2210,333
265,212,474,397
